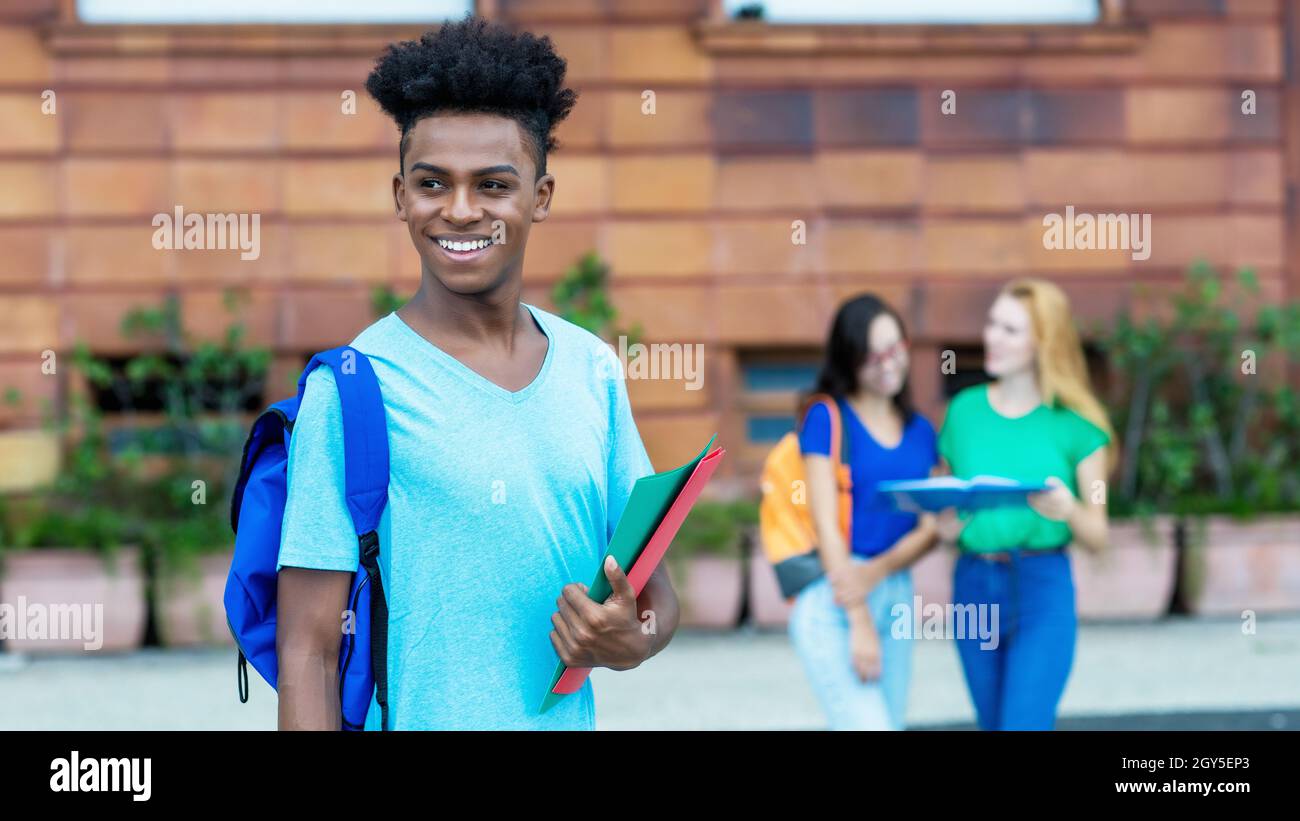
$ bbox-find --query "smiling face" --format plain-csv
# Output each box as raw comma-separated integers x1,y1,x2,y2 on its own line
857,312,909,398
392,111,555,298
983,293,1037,377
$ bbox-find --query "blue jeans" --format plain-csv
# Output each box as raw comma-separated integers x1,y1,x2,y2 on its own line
788,567,913,730
952,550,1076,730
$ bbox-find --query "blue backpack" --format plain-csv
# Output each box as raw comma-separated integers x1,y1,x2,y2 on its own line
224,345,392,731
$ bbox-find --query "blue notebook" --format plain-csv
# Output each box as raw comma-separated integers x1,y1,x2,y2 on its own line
876,476,1049,513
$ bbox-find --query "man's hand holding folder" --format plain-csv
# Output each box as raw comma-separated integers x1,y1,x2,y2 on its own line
540,434,725,714
551,555,655,673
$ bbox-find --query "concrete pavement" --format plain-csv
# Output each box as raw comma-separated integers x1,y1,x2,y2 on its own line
1,615,1297,730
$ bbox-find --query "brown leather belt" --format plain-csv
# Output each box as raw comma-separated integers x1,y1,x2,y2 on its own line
970,546,1068,563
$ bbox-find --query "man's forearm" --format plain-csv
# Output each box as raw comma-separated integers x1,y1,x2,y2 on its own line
275,567,351,730
277,644,342,730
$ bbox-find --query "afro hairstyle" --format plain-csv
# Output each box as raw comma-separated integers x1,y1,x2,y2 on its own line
365,16,578,178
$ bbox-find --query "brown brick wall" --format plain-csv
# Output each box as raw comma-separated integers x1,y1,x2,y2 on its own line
0,0,1293,478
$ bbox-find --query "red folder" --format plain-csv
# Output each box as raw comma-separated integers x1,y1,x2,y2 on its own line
550,446,726,695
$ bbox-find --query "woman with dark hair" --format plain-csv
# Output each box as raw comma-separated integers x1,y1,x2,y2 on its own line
788,294,940,730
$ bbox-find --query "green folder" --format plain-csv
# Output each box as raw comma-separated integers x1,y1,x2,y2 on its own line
539,433,717,714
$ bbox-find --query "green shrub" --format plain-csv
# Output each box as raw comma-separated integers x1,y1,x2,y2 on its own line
1096,262,1300,519
670,499,758,560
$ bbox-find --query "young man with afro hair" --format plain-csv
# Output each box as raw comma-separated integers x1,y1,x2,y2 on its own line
274,17,677,730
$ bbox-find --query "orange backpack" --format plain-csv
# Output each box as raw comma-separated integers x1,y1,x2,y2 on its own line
758,394,853,599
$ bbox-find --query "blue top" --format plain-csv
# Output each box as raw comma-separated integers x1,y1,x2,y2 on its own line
798,399,938,558
276,305,654,730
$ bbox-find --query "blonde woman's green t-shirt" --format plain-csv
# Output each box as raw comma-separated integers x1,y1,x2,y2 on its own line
937,383,1110,552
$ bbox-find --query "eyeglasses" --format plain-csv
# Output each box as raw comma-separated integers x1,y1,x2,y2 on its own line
864,339,909,369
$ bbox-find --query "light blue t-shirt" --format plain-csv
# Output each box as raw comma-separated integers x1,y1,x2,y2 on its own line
276,304,654,730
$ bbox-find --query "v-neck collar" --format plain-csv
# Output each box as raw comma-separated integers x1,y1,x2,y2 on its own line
389,302,555,405
838,397,907,452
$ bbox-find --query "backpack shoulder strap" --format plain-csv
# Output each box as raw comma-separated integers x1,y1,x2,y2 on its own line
805,392,849,470
296,344,392,730
296,346,389,538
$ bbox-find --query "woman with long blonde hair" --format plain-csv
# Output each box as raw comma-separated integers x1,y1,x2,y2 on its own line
936,278,1113,730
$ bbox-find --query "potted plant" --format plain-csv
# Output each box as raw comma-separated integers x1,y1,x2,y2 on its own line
1085,306,1183,619
2,500,145,655
1072,510,1177,621
149,510,236,647
729,497,811,629
666,499,748,629
909,543,958,612
0,392,146,654
1095,263,1300,616
1184,512,1300,616
103,292,266,646
739,498,810,629
134,465,236,647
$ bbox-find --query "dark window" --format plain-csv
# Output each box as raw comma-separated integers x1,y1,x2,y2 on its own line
742,361,820,395
938,344,990,399
86,354,266,455
938,342,1109,399
736,352,820,475
87,355,265,415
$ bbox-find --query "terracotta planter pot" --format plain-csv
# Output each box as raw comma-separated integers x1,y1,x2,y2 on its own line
1183,515,1300,615
746,536,792,628
666,556,743,629
911,545,957,608
1071,517,1176,620
155,550,235,647
0,546,146,653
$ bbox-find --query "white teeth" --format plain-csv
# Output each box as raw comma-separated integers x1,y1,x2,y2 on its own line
437,238,489,252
